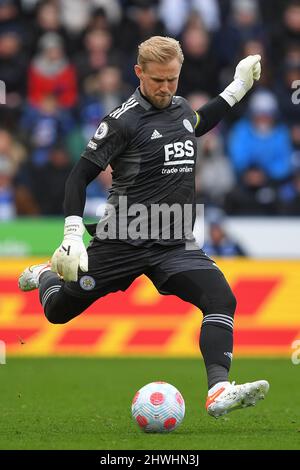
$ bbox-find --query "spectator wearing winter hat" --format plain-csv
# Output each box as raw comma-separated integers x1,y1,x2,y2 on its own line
27,32,78,110
228,89,293,182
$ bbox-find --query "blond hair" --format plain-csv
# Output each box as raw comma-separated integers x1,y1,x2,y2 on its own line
137,36,184,69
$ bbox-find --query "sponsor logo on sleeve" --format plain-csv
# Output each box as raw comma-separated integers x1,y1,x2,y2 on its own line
87,140,97,150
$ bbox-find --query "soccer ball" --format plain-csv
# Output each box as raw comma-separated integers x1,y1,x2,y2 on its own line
131,381,185,433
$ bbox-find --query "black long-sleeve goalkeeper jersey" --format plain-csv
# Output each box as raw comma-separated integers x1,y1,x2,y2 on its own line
65,88,230,245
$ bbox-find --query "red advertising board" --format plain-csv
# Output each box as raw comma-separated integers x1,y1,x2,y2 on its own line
1,259,299,357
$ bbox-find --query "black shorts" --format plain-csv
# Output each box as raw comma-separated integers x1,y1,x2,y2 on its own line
64,238,219,299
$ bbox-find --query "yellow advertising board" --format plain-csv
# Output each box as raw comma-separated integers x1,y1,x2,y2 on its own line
1,258,299,357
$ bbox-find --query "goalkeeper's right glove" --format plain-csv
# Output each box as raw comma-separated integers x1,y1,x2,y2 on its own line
51,216,88,282
220,54,261,107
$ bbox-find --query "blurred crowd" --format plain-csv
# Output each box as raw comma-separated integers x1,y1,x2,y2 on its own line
0,0,300,222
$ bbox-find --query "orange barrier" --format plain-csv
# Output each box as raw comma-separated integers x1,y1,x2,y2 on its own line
0,258,299,357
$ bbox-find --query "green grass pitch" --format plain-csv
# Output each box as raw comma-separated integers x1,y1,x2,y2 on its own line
0,357,299,450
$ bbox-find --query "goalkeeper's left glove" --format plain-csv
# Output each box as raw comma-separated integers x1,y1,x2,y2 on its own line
51,216,88,282
220,54,261,107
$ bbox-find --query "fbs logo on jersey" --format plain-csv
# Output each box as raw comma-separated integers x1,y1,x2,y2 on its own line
164,140,195,165
94,122,108,140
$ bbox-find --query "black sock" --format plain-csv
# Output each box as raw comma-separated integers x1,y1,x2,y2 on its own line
38,271,63,308
200,322,233,390
206,364,229,390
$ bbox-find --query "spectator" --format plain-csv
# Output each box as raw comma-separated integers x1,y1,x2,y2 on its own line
224,166,279,215
178,22,220,96
15,146,73,215
0,0,24,38
216,0,266,66
239,37,273,88
27,1,68,55
60,0,121,36
90,1,121,26
0,156,16,220
275,50,300,124
66,65,131,163
290,123,300,171
278,171,300,215
203,209,247,256
59,0,96,37
228,90,293,182
86,6,115,33
27,32,78,109
270,0,300,70
195,130,235,206
20,95,75,165
0,128,26,172
0,30,28,106
80,65,130,140
159,0,220,37
118,2,165,54
75,28,119,92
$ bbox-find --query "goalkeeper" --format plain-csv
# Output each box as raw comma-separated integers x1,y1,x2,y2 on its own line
19,36,269,418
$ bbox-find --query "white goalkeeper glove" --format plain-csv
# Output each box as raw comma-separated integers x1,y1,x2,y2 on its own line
220,54,261,107
51,216,88,282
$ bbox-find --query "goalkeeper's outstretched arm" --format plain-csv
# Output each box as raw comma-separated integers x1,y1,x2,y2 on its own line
51,158,101,282
195,54,261,137
63,158,101,216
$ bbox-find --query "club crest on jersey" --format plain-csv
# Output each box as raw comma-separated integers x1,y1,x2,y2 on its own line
80,276,96,291
183,119,193,133
94,122,108,140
